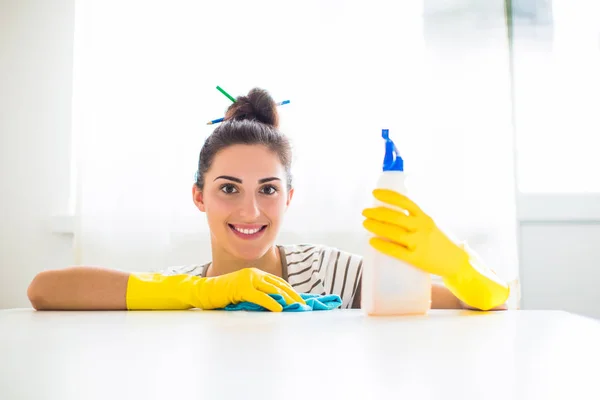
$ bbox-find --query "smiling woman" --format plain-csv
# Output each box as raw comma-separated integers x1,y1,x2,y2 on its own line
179,89,364,308
190,89,295,276
26,88,507,312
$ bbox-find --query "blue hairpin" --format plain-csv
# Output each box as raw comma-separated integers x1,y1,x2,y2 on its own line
206,100,290,125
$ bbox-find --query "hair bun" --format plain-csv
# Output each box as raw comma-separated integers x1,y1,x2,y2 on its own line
224,88,279,128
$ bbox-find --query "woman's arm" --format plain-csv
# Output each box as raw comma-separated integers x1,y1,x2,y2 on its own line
352,280,475,310
351,281,506,310
28,266,305,312
362,189,511,311
27,267,130,310
432,282,507,310
431,282,462,309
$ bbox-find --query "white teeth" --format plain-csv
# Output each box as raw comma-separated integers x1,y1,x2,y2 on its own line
234,227,261,235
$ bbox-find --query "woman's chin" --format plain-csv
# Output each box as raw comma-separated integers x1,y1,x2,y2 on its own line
224,225,275,261
230,243,273,262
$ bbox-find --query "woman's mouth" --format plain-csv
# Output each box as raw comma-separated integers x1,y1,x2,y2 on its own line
228,224,268,240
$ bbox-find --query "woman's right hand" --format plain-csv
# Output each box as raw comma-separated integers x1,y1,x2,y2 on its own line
28,266,304,312
194,268,305,312
127,267,305,312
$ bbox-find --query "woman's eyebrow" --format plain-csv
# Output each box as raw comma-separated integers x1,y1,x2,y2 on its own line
258,177,281,184
214,175,242,183
213,176,280,184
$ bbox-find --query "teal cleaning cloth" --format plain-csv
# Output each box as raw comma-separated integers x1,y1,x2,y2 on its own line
222,293,342,312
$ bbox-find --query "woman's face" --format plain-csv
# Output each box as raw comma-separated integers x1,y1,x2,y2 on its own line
193,144,293,260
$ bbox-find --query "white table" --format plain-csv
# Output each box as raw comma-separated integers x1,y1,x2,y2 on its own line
1,309,599,400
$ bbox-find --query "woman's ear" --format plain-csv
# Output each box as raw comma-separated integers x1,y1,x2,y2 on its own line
286,187,294,208
192,184,206,212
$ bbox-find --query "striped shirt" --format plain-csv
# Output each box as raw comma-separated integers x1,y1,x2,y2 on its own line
159,244,364,309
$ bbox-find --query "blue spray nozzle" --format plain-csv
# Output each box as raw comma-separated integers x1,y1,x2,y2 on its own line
381,129,404,172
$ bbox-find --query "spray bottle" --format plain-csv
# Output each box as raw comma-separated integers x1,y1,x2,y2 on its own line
362,129,432,315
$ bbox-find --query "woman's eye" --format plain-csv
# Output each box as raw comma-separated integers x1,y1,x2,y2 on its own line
260,185,278,195
220,184,238,194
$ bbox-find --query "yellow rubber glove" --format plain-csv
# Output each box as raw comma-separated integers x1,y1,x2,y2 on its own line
362,189,510,311
126,267,305,312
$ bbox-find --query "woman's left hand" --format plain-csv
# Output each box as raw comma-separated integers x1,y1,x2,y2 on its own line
362,189,469,278
363,189,511,311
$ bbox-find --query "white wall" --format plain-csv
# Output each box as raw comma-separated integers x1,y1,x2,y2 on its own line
517,195,600,319
520,224,600,319
0,0,75,308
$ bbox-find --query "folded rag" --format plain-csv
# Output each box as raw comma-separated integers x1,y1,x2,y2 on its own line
222,293,342,312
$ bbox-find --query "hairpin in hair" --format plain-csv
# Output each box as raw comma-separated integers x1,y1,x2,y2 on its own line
206,100,290,125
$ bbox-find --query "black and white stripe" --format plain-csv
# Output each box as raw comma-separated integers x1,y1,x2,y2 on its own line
160,243,364,309
284,244,363,309
159,264,207,277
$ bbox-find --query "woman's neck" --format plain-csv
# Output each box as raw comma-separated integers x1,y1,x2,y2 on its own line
206,243,283,278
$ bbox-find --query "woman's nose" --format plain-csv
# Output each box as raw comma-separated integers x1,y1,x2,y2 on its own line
239,193,260,219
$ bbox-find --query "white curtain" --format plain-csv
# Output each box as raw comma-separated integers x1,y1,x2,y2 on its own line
72,0,519,302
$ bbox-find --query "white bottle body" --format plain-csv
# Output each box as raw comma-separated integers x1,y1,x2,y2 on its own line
362,171,432,316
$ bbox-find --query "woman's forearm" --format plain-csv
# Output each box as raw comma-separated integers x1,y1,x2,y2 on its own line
431,282,463,309
432,282,508,311
27,267,130,310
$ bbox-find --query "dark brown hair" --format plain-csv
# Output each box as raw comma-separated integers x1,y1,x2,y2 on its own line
195,88,292,190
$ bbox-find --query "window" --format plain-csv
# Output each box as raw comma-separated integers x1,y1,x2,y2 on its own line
512,0,600,193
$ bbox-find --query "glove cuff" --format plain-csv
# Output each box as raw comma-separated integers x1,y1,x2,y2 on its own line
443,243,510,310
126,273,200,310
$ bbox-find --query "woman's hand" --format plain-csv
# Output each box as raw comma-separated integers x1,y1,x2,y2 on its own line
361,189,510,311
362,189,469,278
195,268,306,312
127,268,305,312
